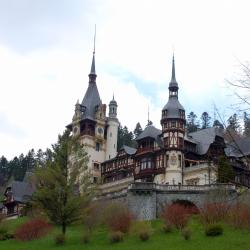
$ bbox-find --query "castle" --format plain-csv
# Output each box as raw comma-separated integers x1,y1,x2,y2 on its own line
67,48,250,194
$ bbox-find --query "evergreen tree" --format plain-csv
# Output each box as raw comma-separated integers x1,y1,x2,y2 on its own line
243,112,250,136
227,113,240,132
201,112,211,129
117,125,134,150
217,155,235,183
133,122,143,138
213,119,224,129
0,156,9,186
33,130,94,235
187,112,199,133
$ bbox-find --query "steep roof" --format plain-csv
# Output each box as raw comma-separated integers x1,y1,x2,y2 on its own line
136,125,162,141
225,137,250,157
9,181,35,203
81,82,102,120
188,127,224,155
162,55,185,118
122,145,137,155
162,97,185,117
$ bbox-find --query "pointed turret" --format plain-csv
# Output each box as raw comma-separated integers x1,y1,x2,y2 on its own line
88,52,97,83
82,31,101,120
169,54,179,97
109,94,118,118
88,27,97,83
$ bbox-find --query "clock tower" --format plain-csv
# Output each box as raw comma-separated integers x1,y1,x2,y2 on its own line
161,55,186,184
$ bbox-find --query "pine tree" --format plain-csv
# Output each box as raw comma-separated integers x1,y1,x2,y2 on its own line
227,113,240,132
33,130,95,235
213,119,224,129
243,112,250,136
187,112,199,133
201,112,211,129
117,125,135,150
133,122,143,138
217,156,234,183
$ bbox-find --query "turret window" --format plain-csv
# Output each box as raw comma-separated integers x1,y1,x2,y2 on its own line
171,121,176,128
96,143,100,151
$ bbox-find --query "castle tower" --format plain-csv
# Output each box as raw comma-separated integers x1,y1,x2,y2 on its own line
106,95,119,160
69,47,107,183
161,55,186,185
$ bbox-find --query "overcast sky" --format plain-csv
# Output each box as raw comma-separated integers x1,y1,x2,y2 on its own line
0,0,250,159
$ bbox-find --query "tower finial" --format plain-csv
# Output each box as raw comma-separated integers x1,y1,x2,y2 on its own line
93,24,96,55
147,106,152,126
171,53,176,83
89,25,96,77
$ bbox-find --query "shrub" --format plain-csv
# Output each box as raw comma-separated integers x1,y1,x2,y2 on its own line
109,231,124,243
205,224,223,237
139,231,150,241
228,204,250,229
83,202,102,234
0,225,8,235
0,214,6,224
161,204,191,229
104,202,133,233
132,221,152,241
14,218,52,241
162,224,173,233
182,228,192,240
200,202,230,225
55,234,66,245
0,232,14,241
82,232,90,244
0,224,12,241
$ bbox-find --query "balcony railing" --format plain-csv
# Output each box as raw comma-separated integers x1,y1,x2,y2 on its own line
128,182,236,192
136,147,154,155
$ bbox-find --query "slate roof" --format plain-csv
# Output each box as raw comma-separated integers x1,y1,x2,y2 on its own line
188,127,224,155
81,82,102,120
162,97,185,118
225,137,250,157
9,181,35,203
136,125,162,141
122,145,137,155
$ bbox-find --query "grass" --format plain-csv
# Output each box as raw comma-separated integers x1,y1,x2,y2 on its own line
0,217,250,250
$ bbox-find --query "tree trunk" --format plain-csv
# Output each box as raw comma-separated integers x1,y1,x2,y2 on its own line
62,223,66,235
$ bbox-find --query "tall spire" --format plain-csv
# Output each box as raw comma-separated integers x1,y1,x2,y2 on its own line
170,54,177,84
168,54,179,98
89,25,97,82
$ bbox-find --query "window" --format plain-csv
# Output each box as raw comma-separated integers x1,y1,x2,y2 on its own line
96,142,100,151
93,177,98,183
114,144,115,148
171,121,176,128
110,132,112,137
93,163,99,170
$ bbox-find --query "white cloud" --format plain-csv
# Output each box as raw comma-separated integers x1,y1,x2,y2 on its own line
1,0,250,158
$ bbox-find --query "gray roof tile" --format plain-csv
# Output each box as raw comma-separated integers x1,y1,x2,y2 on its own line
188,127,224,155
225,137,250,157
136,125,162,141
81,82,102,120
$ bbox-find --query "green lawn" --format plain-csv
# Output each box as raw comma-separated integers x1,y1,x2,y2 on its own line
0,217,250,250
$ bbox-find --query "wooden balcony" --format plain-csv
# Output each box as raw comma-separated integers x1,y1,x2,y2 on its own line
136,147,154,155
134,167,165,179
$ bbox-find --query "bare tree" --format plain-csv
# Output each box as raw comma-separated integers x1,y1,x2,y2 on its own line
227,61,250,110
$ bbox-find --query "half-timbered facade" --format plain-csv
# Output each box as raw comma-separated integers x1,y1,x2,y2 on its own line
66,47,250,190
100,56,250,191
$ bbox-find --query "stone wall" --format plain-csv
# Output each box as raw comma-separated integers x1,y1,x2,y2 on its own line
100,182,237,220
